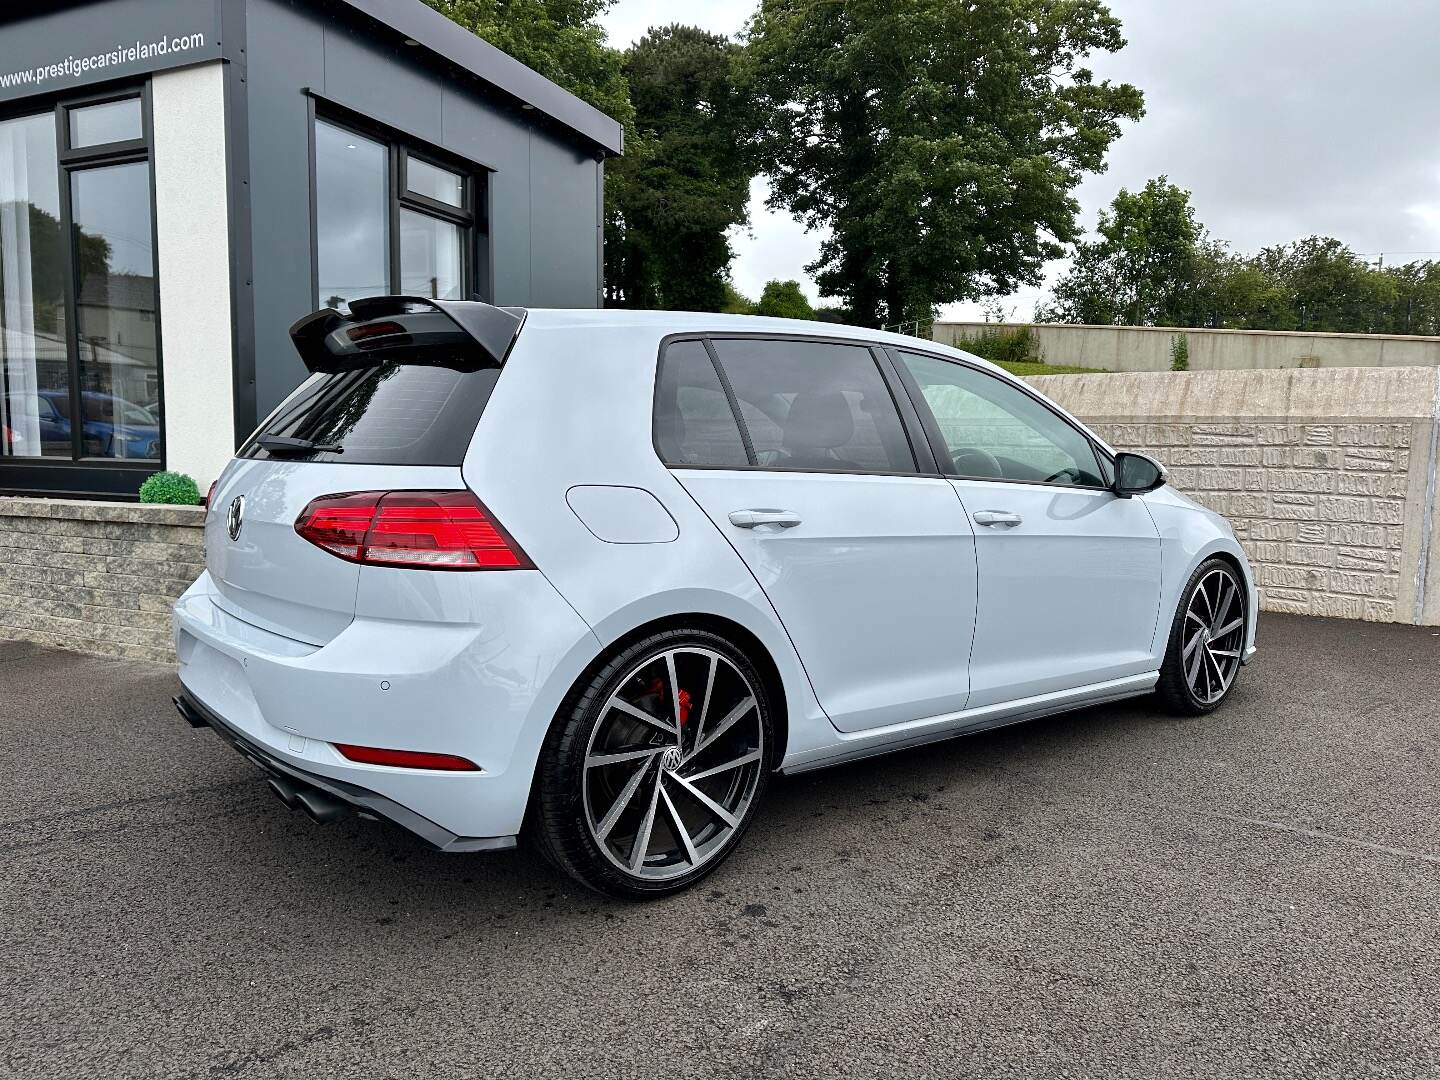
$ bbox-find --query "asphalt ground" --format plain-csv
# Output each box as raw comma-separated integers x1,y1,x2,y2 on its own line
2,612,1437,1079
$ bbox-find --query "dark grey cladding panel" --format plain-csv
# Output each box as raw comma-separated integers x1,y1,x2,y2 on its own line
245,0,326,424
318,16,443,145
440,91,532,307
0,0,224,104
529,138,603,309
334,0,623,155
243,0,604,425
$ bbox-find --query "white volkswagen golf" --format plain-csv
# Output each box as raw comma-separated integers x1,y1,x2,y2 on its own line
174,298,1257,899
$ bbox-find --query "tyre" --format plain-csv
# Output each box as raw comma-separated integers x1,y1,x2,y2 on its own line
1155,558,1247,715
533,629,775,900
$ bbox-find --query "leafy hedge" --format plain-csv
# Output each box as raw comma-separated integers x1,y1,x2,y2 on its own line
950,325,1043,366
138,471,203,506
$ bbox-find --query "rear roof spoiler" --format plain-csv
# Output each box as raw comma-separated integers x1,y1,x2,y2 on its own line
289,296,526,374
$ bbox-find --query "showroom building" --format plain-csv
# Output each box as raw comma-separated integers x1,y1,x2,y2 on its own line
0,0,622,498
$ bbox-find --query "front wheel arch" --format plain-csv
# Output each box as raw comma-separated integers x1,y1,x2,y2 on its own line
1155,555,1248,715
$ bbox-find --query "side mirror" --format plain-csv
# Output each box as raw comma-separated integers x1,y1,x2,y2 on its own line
1113,451,1166,497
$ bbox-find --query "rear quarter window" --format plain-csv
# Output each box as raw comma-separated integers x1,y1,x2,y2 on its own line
244,363,501,466
653,339,750,467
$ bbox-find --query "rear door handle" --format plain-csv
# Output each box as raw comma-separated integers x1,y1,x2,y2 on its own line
728,509,802,529
972,510,1023,528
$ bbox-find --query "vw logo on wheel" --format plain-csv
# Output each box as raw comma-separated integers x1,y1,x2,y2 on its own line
226,495,245,542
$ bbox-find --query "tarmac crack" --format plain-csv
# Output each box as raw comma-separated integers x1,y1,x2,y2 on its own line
0,779,253,831
1207,812,1440,866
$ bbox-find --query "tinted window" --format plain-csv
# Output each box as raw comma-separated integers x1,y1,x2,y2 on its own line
654,340,748,467
315,121,388,307
244,363,500,467
406,157,465,208
399,209,463,300
710,338,915,474
72,160,159,460
69,98,142,148
898,351,1105,487
0,111,68,460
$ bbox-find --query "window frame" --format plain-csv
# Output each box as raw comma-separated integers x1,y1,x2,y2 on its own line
652,332,934,478
883,345,1115,493
0,80,165,498
308,101,488,309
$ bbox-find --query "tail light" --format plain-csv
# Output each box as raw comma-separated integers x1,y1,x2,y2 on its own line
294,490,531,570
205,480,218,507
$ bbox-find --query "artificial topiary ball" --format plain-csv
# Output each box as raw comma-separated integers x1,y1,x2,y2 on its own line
138,471,203,506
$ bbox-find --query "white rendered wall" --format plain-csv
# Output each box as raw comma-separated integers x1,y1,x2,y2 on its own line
151,61,234,489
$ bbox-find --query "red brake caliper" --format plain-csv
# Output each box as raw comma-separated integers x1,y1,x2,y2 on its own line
647,678,693,727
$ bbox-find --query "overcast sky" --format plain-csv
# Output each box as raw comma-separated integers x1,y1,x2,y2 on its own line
598,0,1440,322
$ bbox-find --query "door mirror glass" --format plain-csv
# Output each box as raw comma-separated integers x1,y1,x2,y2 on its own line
1114,451,1166,496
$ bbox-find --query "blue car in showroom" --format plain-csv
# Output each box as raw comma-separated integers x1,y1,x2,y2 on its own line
28,390,161,459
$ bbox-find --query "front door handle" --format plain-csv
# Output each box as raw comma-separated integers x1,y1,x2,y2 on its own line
729,509,802,529
972,510,1023,528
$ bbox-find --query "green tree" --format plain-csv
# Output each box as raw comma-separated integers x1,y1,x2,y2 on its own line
1379,260,1440,336
2,203,110,333
607,25,756,310
744,0,1144,327
1253,236,1394,333
720,280,757,314
1187,240,1293,330
1040,177,1202,325
420,0,633,129
754,279,814,319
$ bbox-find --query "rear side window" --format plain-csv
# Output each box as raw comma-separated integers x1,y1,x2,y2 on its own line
244,363,500,466
653,340,749,467
709,338,916,474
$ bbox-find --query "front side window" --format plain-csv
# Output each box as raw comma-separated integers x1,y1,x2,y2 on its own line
1,92,160,469
710,338,916,474
314,117,481,309
897,351,1105,487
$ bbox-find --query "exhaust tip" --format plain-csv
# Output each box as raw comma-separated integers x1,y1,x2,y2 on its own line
294,786,350,825
173,695,208,729
266,776,300,808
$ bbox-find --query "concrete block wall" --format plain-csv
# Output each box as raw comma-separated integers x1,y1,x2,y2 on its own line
0,499,204,663
937,321,1440,373
1027,366,1440,625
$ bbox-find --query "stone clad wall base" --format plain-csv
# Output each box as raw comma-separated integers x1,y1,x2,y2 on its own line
0,499,204,663
1027,367,1440,626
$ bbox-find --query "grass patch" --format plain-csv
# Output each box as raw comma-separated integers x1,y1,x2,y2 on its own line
992,360,1103,377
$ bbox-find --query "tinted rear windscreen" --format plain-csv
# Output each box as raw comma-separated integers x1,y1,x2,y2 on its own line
244,363,501,466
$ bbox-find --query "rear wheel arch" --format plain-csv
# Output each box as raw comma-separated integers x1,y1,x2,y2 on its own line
530,615,783,898
578,613,789,767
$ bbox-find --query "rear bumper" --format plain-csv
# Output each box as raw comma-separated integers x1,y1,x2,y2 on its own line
173,569,602,841
175,692,514,852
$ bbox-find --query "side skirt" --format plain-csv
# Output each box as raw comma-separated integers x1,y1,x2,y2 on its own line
779,671,1159,776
